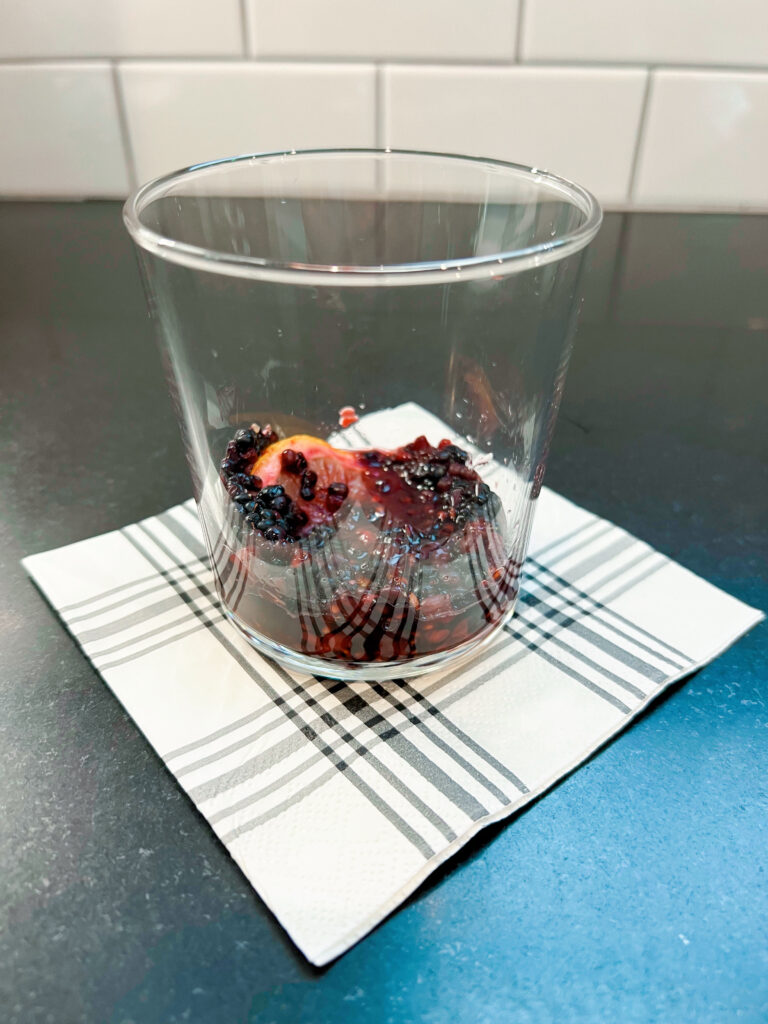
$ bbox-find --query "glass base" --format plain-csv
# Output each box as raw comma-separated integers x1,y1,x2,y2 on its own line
223,602,517,682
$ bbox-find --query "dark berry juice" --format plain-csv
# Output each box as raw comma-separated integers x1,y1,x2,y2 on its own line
215,425,519,668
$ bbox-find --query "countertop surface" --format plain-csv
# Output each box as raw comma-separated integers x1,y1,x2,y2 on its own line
1,203,766,1024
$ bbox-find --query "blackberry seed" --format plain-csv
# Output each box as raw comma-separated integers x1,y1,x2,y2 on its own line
326,481,349,512
234,427,256,454
261,484,286,505
286,510,308,532
437,442,468,464
300,469,317,501
257,424,279,446
475,483,491,505
281,448,307,474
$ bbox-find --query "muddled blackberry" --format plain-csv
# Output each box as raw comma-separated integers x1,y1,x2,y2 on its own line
219,426,308,541
220,425,497,548
218,423,516,665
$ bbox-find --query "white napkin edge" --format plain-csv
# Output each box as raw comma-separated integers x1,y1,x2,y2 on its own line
20,472,765,967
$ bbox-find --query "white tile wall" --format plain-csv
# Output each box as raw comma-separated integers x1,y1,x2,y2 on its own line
383,66,647,206
120,63,375,184
0,0,766,208
0,64,129,197
0,0,242,59
633,71,768,209
523,0,768,67
246,0,518,61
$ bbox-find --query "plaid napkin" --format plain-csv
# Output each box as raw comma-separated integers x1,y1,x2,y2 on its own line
22,404,763,965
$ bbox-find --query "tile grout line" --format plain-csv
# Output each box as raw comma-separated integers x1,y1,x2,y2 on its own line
110,60,138,192
625,68,654,204
515,0,526,62
0,55,766,71
239,0,251,58
374,63,384,149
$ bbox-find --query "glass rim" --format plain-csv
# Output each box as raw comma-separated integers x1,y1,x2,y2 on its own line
123,148,602,284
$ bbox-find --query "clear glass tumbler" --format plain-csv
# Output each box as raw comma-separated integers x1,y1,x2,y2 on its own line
124,149,601,681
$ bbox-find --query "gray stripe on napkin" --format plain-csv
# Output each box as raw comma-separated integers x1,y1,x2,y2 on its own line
175,715,289,778
157,509,208,561
164,706,280,762
146,512,537,821
124,525,437,859
218,767,340,845
77,595,185,643
66,580,175,625
526,563,688,670
96,623,209,671
359,682,524,804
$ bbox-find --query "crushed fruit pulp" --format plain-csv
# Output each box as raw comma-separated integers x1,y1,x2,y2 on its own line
217,424,519,664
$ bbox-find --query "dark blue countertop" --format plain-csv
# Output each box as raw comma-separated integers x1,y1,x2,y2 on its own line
0,204,765,1023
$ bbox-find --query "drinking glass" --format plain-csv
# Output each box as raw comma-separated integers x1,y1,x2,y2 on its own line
124,149,601,680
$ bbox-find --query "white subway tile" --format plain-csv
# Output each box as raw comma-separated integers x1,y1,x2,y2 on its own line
120,62,376,184
0,0,242,59
0,64,129,197
522,0,768,66
247,0,518,60
383,65,647,205
633,71,768,209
